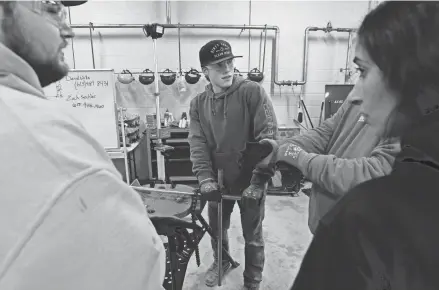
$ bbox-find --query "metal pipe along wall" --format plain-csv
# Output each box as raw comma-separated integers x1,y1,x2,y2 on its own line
287,26,356,87
70,23,281,93
70,23,356,92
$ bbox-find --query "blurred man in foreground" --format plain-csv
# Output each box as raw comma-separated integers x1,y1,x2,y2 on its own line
0,1,166,289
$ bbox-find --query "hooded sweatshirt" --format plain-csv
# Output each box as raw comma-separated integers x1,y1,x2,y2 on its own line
290,114,439,290
280,94,401,233
0,43,166,290
188,75,277,189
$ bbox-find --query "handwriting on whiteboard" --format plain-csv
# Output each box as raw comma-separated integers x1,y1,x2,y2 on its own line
43,69,119,149
65,74,109,90
53,74,109,109
72,102,105,109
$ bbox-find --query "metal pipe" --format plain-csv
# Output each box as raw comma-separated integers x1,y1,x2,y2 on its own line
217,169,224,287
270,26,280,92
130,186,241,201
293,26,314,86
178,23,182,75
68,7,76,69
166,1,171,24
286,25,356,87
248,0,252,72
70,23,280,92
88,22,95,69
258,31,263,70
344,31,353,83
119,108,130,184
270,25,306,90
116,70,259,75
262,25,267,73
69,23,357,91
152,38,166,181
70,23,278,30
153,39,161,134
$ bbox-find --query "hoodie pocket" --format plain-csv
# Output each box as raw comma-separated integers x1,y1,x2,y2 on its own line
211,152,243,188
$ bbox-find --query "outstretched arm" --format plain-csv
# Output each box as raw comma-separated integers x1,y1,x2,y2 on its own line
278,100,350,154
280,137,401,195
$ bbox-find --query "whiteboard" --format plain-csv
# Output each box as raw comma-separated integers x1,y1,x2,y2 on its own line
44,69,119,150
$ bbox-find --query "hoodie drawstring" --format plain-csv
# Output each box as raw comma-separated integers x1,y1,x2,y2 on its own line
224,95,228,119
210,93,228,118
211,97,215,116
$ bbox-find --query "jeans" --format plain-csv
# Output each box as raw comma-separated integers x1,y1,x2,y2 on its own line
207,194,266,285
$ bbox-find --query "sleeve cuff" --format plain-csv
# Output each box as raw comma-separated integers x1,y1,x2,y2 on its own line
250,173,271,185
197,171,216,184
296,151,316,175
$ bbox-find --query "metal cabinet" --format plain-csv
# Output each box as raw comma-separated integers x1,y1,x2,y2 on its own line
324,84,354,120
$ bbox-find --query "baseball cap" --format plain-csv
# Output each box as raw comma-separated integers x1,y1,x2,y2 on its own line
199,40,242,67
61,1,88,7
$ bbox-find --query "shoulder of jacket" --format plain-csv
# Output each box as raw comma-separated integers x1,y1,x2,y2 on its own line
240,79,262,91
190,92,203,104
320,177,390,227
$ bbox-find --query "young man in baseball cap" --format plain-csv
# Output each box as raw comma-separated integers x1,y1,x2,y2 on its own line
188,39,278,290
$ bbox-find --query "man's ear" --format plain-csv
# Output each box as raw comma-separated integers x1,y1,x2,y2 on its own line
202,67,210,81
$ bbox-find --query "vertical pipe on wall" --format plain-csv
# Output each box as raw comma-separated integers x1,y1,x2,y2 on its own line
178,23,182,75
166,1,171,24
89,22,96,69
248,0,252,72
262,26,267,73
259,31,263,71
344,32,352,83
153,40,161,129
152,38,165,180
68,7,76,69
270,27,278,92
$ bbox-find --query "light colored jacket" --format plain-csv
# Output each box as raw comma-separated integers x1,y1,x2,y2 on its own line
0,43,166,290
282,96,401,233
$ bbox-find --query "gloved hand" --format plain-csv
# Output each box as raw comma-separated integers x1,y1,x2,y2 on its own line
200,178,219,193
199,178,221,201
258,139,306,170
242,183,266,208
256,139,280,169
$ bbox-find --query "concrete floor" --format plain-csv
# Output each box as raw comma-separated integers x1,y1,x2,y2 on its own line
182,188,313,290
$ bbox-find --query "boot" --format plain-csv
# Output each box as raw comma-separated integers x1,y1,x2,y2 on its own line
242,283,260,290
204,259,231,287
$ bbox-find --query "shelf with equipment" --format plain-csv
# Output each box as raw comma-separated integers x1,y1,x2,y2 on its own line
108,130,151,184
149,128,197,184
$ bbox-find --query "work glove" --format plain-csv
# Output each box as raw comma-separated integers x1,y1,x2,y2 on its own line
199,178,222,201
256,139,280,169
242,183,266,208
258,139,306,170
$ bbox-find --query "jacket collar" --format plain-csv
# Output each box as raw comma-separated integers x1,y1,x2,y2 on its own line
0,42,45,98
397,114,439,170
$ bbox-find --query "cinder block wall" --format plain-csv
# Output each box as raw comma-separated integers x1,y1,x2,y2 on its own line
65,0,370,128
